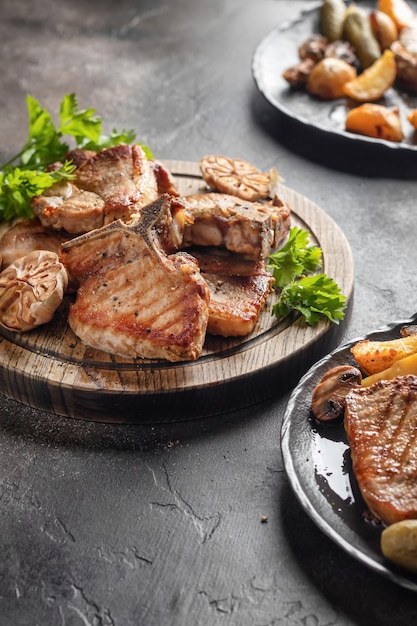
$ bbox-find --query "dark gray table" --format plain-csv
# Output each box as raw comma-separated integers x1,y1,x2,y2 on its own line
1,1,417,624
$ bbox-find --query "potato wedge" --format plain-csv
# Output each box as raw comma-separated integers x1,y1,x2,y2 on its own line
343,49,396,102
351,334,417,375
361,352,417,387
345,103,404,142
370,9,399,50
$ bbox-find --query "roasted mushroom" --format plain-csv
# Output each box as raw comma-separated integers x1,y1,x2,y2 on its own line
311,364,362,422
298,35,328,62
283,57,316,88
0,249,68,332
324,40,357,66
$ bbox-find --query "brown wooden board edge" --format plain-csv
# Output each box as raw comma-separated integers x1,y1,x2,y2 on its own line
0,161,354,423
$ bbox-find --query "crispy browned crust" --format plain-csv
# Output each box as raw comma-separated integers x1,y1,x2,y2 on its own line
344,375,417,525
61,196,210,362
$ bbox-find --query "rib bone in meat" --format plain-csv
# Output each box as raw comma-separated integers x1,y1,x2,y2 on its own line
60,195,210,362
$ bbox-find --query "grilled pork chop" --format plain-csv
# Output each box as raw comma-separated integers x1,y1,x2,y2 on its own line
32,145,177,235
60,195,210,362
189,248,273,336
0,218,72,269
344,374,417,526
182,193,291,261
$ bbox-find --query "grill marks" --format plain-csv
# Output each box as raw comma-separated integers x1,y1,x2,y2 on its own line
61,196,210,362
344,375,417,525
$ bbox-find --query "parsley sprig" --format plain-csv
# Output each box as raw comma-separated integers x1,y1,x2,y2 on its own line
268,227,346,326
0,93,149,222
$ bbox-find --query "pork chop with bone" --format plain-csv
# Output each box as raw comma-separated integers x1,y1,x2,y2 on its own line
60,194,209,362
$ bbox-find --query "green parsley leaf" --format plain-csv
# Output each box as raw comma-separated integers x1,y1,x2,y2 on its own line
58,93,103,148
0,93,147,222
268,227,346,326
0,161,75,221
268,227,322,288
272,273,346,326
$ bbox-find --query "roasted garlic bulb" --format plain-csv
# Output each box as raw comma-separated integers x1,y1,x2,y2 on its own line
199,155,283,202
0,250,68,332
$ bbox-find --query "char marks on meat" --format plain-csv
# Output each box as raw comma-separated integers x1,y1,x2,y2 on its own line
182,193,291,261
189,248,274,336
344,375,417,526
60,195,210,362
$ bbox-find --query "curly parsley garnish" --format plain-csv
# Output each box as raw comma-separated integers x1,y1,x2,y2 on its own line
0,93,151,221
268,227,346,326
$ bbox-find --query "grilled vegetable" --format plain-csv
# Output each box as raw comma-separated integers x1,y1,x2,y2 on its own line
343,5,381,69
377,0,415,32
311,365,362,422
343,49,396,102
345,103,404,142
351,334,417,375
361,353,417,387
307,57,357,99
370,9,398,50
381,520,417,573
321,0,347,42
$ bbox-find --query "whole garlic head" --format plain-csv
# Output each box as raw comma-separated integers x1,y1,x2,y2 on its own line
0,250,68,332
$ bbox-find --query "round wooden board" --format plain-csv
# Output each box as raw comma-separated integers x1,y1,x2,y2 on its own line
0,161,354,423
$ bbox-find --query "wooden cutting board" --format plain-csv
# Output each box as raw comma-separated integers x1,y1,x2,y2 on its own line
0,161,354,423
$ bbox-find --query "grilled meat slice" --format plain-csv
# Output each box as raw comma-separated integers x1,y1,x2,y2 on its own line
32,145,161,234
182,193,290,261
344,374,417,526
74,144,158,220
31,182,106,234
151,160,180,196
189,247,273,336
60,195,210,362
0,218,72,269
203,271,273,336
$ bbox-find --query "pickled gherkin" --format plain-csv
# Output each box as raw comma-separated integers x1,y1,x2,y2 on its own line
343,5,382,68
321,0,347,42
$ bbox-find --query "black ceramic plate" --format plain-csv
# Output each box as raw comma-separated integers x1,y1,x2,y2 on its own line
281,312,417,592
252,1,417,176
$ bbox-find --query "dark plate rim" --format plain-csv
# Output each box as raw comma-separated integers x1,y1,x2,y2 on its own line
281,311,417,592
252,1,417,156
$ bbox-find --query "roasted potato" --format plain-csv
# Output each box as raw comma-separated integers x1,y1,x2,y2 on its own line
377,0,416,32
381,520,417,573
361,352,417,387
345,103,404,142
307,57,357,99
351,334,417,375
321,0,347,42
343,49,397,102
370,9,399,49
